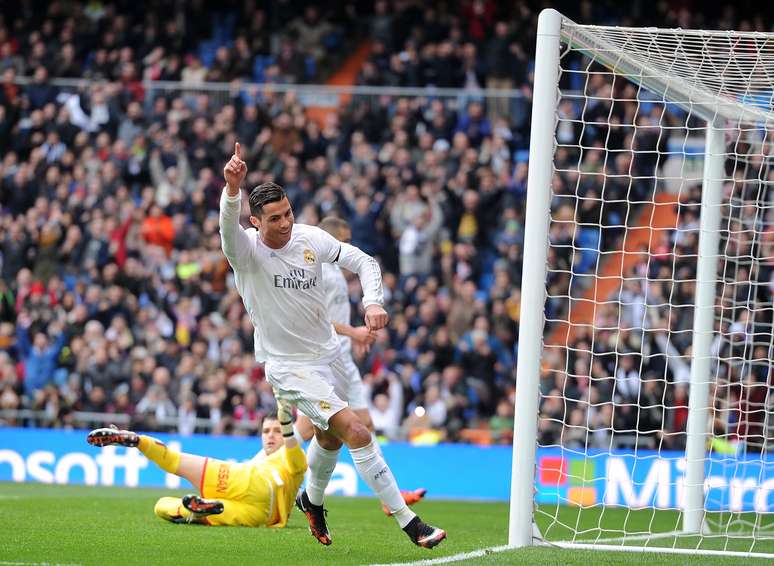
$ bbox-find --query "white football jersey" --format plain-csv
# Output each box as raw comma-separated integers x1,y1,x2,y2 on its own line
323,263,352,352
220,189,383,363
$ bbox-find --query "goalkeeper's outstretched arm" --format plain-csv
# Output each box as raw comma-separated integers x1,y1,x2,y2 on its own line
278,400,306,474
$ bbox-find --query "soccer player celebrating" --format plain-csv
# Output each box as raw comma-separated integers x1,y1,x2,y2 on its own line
220,143,445,548
86,407,305,527
251,216,427,516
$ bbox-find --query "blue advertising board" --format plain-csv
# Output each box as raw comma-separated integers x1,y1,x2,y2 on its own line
0,428,772,512
535,448,774,513
0,428,510,499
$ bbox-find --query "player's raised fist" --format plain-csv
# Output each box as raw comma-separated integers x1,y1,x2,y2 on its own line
364,304,389,331
224,141,247,193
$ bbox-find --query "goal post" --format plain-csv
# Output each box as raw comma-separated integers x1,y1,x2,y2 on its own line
684,123,726,535
509,7,562,548
510,8,774,556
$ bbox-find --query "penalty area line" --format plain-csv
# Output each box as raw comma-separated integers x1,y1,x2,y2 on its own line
365,545,512,566
0,562,82,566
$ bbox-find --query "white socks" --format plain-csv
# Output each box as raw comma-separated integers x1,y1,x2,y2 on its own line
305,436,340,506
371,432,384,456
350,441,416,528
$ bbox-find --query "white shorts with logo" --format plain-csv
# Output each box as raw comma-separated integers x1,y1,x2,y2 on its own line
265,357,349,430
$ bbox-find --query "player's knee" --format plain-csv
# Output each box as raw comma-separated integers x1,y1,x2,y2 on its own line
358,411,375,433
329,408,371,447
345,419,372,448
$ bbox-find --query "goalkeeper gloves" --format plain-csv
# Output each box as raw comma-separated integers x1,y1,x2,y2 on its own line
277,400,294,438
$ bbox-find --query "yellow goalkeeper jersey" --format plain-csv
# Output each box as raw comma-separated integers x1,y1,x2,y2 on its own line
199,443,307,527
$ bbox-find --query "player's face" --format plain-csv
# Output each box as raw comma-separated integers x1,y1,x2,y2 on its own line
339,227,352,244
253,197,294,249
261,417,283,455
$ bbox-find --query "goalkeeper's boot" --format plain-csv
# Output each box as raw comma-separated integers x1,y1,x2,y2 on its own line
403,516,447,549
86,424,139,447
382,488,428,516
182,494,224,517
295,490,331,545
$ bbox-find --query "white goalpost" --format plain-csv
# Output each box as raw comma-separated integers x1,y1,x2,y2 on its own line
511,8,774,557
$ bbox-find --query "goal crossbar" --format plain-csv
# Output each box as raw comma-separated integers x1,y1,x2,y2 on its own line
561,19,774,126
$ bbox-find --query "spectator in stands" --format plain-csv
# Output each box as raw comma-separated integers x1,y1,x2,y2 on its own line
141,205,175,256
276,36,307,84
181,54,206,86
366,372,404,438
484,21,524,121
15,315,65,396
290,6,335,66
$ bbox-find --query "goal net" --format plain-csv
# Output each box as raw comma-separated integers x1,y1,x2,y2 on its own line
510,9,774,558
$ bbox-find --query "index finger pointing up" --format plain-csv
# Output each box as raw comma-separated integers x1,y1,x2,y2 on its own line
235,142,241,159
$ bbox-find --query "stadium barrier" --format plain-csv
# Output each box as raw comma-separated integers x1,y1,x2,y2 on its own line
0,408,257,433
10,76,530,129
0,428,772,510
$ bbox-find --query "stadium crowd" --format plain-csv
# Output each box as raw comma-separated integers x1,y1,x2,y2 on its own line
0,1,771,450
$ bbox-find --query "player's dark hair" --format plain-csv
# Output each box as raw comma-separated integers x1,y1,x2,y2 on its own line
318,216,350,238
262,411,280,424
248,182,287,216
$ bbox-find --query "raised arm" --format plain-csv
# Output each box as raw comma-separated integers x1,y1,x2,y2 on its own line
15,320,31,357
277,399,306,475
219,142,252,270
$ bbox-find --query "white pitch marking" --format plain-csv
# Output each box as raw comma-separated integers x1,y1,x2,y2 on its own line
366,545,512,566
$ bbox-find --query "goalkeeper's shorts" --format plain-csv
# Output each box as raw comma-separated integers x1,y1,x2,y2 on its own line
265,357,349,430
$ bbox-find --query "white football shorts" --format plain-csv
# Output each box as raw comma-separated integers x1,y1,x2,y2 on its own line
265,357,349,430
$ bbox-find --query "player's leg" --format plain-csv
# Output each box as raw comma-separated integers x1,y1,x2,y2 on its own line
333,356,432,527
326,408,445,548
154,496,192,524
295,414,316,442
353,407,375,433
350,407,427,514
153,495,224,525
350,383,425,513
268,361,444,547
301,352,361,510
174,453,208,488
203,499,263,527
87,425,206,488
304,425,341,507
317,358,426,514
293,425,340,545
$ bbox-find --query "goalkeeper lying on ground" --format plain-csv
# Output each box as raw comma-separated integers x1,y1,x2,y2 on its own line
86,403,305,527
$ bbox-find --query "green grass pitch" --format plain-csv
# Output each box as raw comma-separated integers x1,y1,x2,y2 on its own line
0,482,771,565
